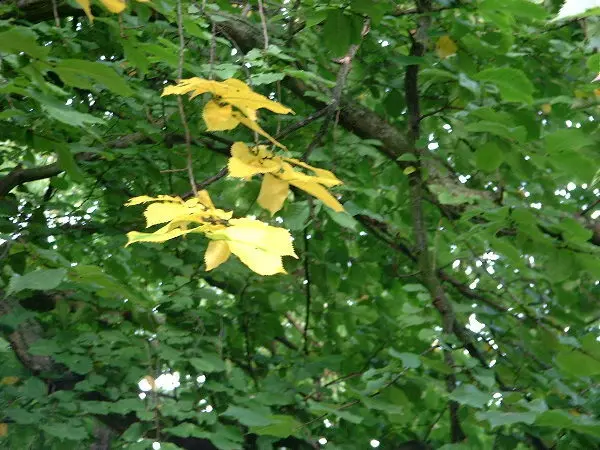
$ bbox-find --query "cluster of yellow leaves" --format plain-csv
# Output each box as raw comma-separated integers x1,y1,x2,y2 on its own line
161,78,293,148
228,142,344,215
125,191,297,275
75,0,149,21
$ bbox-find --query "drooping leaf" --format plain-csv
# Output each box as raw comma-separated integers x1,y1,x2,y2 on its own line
475,68,535,103
6,269,67,295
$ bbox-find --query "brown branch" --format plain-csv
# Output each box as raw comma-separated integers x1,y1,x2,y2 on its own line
176,0,197,196
182,167,228,200
257,0,269,50
0,153,95,198
404,1,465,442
302,227,312,354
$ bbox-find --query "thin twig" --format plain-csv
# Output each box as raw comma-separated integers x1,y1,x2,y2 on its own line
209,22,217,79
274,107,330,141
302,227,312,355
182,167,228,199
404,0,465,442
580,198,600,216
257,0,269,50
51,0,60,27
176,0,198,196
302,21,369,161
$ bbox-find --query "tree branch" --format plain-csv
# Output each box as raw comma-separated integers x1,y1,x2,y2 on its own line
404,1,465,442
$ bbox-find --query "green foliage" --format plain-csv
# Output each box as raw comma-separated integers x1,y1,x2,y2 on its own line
0,0,599,449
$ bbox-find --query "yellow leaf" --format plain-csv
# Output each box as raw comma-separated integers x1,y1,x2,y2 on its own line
75,0,94,21
126,224,205,246
0,376,19,385
144,202,194,227
288,178,344,212
234,112,286,149
228,142,282,178
541,103,552,114
205,240,231,271
203,100,239,131
0,423,7,437
220,78,293,116
196,190,215,209
227,241,287,275
258,174,290,215
403,166,416,175
206,218,297,275
100,0,126,13
125,195,182,206
222,218,297,257
162,77,293,115
436,36,458,59
284,158,342,187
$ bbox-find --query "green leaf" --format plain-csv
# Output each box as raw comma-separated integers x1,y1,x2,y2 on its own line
6,408,41,425
309,401,363,424
250,73,285,86
326,209,358,230
545,129,594,153
189,354,226,372
560,217,593,244
476,410,538,428
536,410,600,437
7,268,67,295
56,144,85,183
449,385,490,409
250,414,300,438
304,8,328,28
322,11,361,56
0,27,48,59
464,121,525,142
480,0,547,20
222,405,271,427
30,93,104,128
388,350,421,368
123,38,149,76
55,354,93,375
21,377,47,398
556,349,600,377
475,142,504,172
41,423,88,441
54,60,134,96
475,68,534,103
351,0,386,24
165,423,208,438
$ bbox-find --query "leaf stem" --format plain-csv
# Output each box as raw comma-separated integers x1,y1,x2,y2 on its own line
176,0,198,196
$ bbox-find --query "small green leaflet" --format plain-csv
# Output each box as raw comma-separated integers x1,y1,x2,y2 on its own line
0,27,49,59
54,60,134,96
475,142,504,172
475,68,534,103
476,410,538,428
448,384,490,409
7,268,67,295
556,349,600,377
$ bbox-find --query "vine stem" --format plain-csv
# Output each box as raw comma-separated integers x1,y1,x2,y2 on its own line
176,0,197,196
257,0,269,50
51,0,60,27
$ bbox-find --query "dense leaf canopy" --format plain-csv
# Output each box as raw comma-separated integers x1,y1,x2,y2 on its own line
0,0,599,449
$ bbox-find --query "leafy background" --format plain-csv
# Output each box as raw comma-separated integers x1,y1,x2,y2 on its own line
0,0,599,449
